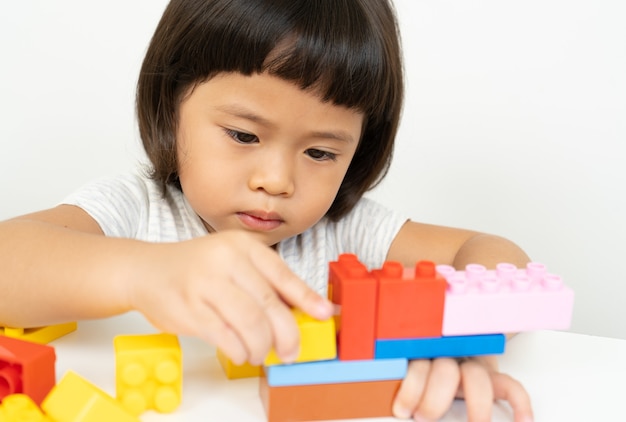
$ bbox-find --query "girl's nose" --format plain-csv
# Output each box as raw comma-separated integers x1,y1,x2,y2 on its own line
248,155,295,197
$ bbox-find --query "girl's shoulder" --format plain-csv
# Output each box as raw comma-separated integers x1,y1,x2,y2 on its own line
61,169,205,241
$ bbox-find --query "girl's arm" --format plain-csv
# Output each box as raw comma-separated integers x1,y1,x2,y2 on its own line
0,205,332,365
386,220,534,422
387,220,530,269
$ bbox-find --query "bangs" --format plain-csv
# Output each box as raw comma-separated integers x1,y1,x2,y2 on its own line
170,0,397,119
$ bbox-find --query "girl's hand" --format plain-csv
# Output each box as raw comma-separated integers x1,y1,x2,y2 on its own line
392,355,533,422
126,230,333,365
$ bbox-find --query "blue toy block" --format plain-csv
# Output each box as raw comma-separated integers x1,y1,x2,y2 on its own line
265,358,408,387
374,334,505,359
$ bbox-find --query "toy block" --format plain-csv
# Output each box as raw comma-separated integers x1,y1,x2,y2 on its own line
375,333,506,359
0,336,56,405
0,323,77,344
41,371,139,422
329,254,378,360
0,394,50,421
216,348,261,379
264,309,336,366
260,374,401,422
440,262,575,335
373,260,446,339
114,334,182,416
265,357,407,387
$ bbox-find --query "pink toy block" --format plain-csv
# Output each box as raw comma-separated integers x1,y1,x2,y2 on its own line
374,260,446,339
439,262,574,335
329,254,378,360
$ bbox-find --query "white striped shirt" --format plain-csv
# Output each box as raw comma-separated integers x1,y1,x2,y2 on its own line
62,171,407,295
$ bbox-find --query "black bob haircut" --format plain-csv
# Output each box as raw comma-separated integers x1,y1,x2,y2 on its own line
137,0,404,220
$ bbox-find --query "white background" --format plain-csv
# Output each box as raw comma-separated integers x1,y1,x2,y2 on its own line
1,1,624,339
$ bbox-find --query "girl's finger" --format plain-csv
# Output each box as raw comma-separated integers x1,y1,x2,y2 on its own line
249,245,333,320
194,305,249,366
491,372,534,422
392,359,431,419
201,272,274,365
460,360,494,422
229,259,302,363
413,358,461,421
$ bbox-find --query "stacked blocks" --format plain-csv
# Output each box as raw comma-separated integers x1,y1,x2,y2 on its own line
42,371,139,422
374,260,447,339
217,308,335,379
439,262,575,335
259,254,574,422
328,254,377,360
264,309,336,366
260,376,402,422
0,336,56,405
0,323,77,345
114,333,182,416
375,334,505,359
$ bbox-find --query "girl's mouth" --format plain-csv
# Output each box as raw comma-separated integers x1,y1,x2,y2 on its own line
236,211,284,231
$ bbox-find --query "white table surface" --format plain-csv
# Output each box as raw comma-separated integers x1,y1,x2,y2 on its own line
51,312,626,422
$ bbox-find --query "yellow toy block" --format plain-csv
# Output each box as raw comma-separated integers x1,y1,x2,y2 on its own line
0,394,50,422
41,371,139,422
264,309,336,366
113,333,182,416
216,348,261,379
0,322,77,344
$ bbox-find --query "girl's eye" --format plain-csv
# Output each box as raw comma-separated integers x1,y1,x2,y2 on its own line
226,129,258,144
306,149,337,161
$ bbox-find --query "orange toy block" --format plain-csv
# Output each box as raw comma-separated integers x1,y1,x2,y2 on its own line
0,336,56,405
216,348,261,379
42,371,139,422
374,260,446,339
259,372,401,422
264,309,336,366
329,254,378,360
114,334,182,416
0,394,50,421
1,323,77,344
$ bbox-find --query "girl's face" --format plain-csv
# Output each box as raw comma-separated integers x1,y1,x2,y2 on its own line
176,72,363,246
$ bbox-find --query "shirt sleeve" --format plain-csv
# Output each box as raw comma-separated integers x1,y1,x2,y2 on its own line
60,173,148,238
332,197,408,270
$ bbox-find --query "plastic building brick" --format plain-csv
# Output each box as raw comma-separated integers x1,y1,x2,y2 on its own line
264,309,336,366
374,260,447,339
0,323,77,345
0,394,50,421
440,262,575,335
0,336,56,405
216,348,261,379
114,333,182,416
41,371,139,422
375,334,506,359
329,254,378,360
254,256,574,422
265,357,407,387
260,374,401,422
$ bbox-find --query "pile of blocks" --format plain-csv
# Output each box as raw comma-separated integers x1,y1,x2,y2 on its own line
0,326,182,421
1,254,575,422
222,254,575,422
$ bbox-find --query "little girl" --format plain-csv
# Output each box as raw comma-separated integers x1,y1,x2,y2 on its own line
0,1,533,420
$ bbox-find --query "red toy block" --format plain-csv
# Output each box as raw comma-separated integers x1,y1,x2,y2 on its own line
260,372,400,422
440,262,575,335
329,254,378,360
0,336,56,405
373,260,446,339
